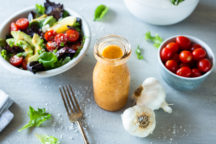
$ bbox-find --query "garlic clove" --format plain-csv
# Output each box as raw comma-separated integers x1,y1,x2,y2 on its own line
121,105,156,137
133,77,172,113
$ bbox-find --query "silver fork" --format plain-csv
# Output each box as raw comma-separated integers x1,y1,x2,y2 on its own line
59,85,89,144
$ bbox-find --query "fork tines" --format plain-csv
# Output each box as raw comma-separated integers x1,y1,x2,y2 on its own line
59,85,81,115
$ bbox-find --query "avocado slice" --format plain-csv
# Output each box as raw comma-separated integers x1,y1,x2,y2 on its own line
28,34,44,62
11,31,34,47
29,14,47,28
6,38,33,60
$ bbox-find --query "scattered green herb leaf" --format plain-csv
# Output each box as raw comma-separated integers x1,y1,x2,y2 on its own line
1,49,9,60
171,0,184,5
94,4,109,21
38,52,58,69
145,32,163,48
18,106,51,132
35,4,45,15
36,134,60,144
135,45,144,60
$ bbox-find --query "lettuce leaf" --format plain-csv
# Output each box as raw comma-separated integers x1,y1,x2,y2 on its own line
18,106,51,132
38,52,58,69
36,135,60,144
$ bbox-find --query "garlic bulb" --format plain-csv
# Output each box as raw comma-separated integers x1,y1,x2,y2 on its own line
121,105,156,137
133,77,172,113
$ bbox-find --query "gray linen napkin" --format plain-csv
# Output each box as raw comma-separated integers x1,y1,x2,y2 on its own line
0,90,14,132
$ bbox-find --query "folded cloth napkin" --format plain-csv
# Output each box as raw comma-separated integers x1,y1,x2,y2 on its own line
0,90,14,132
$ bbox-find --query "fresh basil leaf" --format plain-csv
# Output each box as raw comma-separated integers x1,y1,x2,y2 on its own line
38,52,58,69
94,4,109,21
145,32,163,48
171,0,184,5
18,106,51,132
35,4,45,15
36,134,60,144
135,45,144,60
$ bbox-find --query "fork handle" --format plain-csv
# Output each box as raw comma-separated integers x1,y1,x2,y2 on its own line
76,121,89,144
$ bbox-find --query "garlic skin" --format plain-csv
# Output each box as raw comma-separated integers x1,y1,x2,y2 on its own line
133,77,172,113
121,105,156,137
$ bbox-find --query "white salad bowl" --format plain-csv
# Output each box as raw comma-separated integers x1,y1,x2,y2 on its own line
124,0,199,25
0,7,90,78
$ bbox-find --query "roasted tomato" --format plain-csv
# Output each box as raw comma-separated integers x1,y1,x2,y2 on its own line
44,30,57,41
15,18,29,30
10,55,23,67
65,29,80,42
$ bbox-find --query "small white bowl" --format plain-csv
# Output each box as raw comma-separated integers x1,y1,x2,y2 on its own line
0,7,90,78
158,35,215,90
124,0,199,25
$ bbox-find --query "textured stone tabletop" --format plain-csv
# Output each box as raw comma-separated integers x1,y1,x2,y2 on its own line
0,0,216,144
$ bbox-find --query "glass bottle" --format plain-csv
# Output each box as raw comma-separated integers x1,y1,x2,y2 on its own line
93,35,131,111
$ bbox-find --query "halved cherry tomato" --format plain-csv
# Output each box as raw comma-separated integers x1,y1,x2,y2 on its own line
166,42,179,53
54,33,67,46
160,47,173,62
198,58,212,72
191,68,202,77
15,18,29,30
176,66,192,77
46,41,57,51
179,50,193,63
192,48,206,61
191,44,202,51
165,60,178,73
10,55,23,67
44,30,57,41
176,36,191,49
22,59,28,70
65,29,80,42
10,22,19,31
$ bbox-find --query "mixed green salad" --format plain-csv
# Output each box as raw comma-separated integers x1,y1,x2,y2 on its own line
0,0,85,73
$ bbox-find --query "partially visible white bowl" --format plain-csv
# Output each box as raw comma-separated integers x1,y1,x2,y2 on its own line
124,0,199,25
0,7,90,78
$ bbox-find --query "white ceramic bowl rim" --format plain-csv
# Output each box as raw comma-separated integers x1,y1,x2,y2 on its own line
0,6,90,77
158,35,215,81
132,0,199,8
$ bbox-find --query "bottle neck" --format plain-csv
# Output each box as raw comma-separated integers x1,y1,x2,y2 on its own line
94,35,131,66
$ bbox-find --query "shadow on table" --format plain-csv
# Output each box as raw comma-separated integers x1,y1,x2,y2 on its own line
0,103,24,141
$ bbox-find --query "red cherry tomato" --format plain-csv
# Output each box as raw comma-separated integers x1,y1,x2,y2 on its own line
10,55,23,67
44,30,57,41
15,18,29,30
171,53,180,63
46,41,57,51
179,63,190,68
165,60,178,73
22,59,28,70
176,36,191,49
166,42,179,53
54,33,67,46
72,43,81,51
192,48,206,61
191,44,202,51
198,58,212,72
179,50,193,63
160,47,173,62
10,22,19,31
176,66,192,77
191,68,202,77
65,29,80,42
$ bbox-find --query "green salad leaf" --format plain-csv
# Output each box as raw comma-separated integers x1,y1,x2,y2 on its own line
171,0,184,5
55,56,71,67
38,52,58,68
1,49,9,60
35,4,45,15
36,134,60,144
135,45,144,60
18,106,51,132
145,32,163,48
0,39,6,47
94,4,109,21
